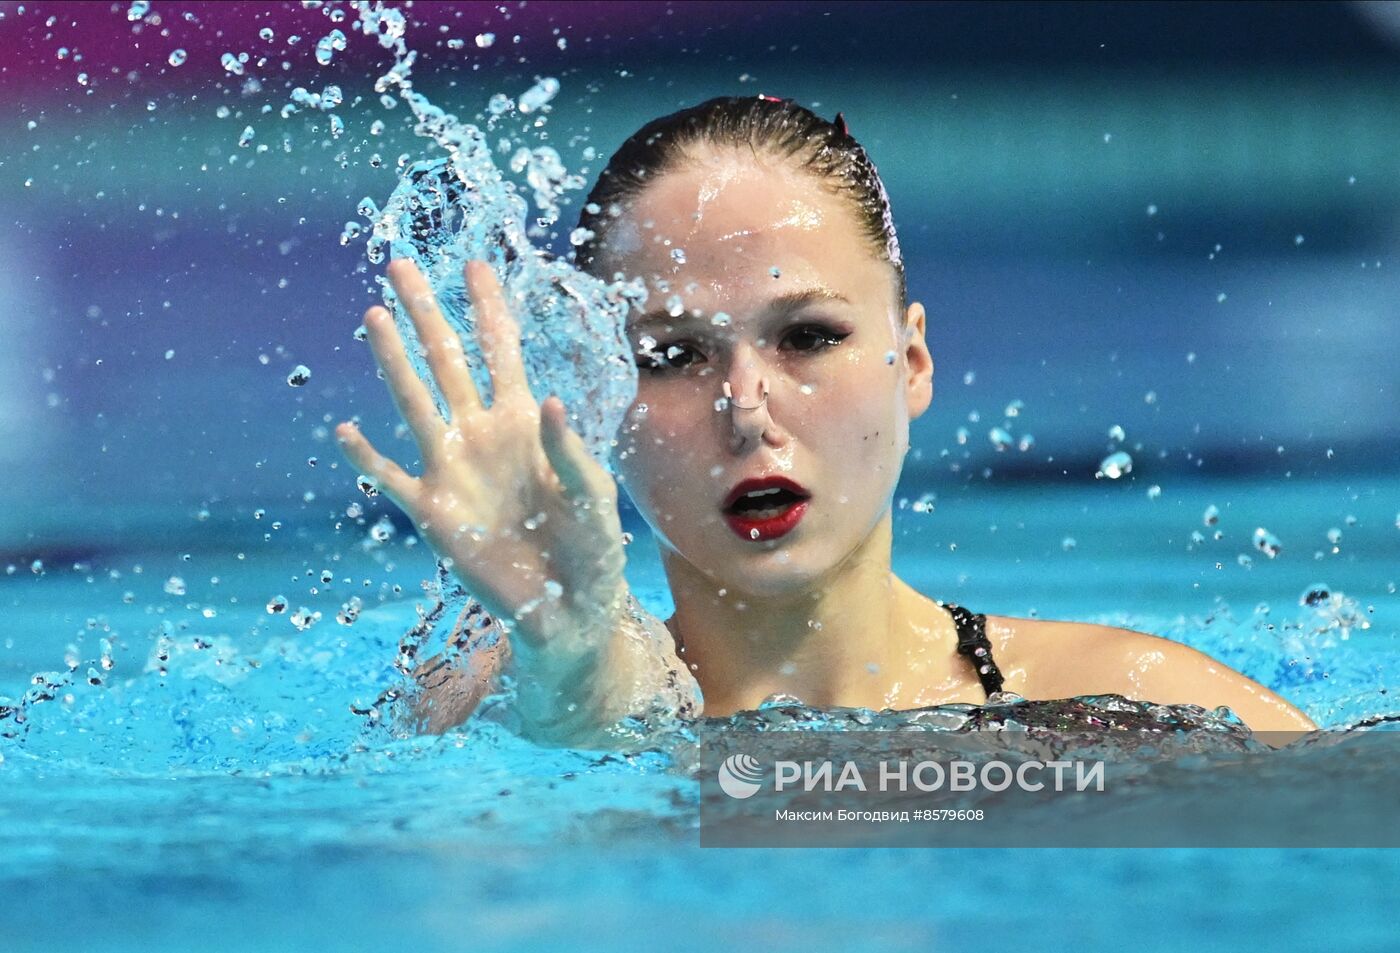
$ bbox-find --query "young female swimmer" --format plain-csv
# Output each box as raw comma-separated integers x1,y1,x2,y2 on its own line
336,96,1315,746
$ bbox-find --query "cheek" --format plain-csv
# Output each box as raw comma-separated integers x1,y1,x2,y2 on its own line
798,354,903,453
615,396,710,504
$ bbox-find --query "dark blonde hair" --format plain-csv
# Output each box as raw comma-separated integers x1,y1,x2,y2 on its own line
572,95,906,310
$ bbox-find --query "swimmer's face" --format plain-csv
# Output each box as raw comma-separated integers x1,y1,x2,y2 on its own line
602,146,933,597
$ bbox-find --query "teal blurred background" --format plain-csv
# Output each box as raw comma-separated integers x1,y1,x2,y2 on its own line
2,0,1398,551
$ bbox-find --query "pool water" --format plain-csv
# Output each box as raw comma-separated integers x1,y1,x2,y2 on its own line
2,474,1396,950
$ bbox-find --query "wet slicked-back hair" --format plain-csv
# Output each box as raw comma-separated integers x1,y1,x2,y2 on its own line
572,95,906,311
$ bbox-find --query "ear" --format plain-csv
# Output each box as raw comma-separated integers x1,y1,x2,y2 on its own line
902,300,934,419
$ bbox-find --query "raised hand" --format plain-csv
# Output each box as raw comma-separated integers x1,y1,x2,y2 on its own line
336,258,629,663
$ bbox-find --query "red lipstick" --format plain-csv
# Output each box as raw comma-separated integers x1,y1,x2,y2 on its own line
722,477,811,542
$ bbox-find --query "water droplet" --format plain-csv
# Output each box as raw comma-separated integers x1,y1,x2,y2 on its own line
259,27,274,42
1294,234,1305,246
290,607,319,631
769,266,781,278
220,52,245,76
369,516,396,542
336,597,363,626
569,226,595,246
1203,504,1220,526
1146,204,1158,216
518,76,560,114
557,37,568,50
749,528,760,540
988,427,1013,451
1061,536,1077,551
1016,433,1035,452
1216,292,1228,303
1096,451,1133,480
1146,484,1162,500
1003,399,1024,418
1107,424,1126,442
955,426,969,445
1252,527,1282,559
476,32,496,48
127,0,150,21
266,595,288,614
315,29,347,66
238,125,256,148
163,576,186,596
670,248,686,264
884,350,896,365
286,364,311,386
963,370,976,385
356,475,380,498
167,48,187,67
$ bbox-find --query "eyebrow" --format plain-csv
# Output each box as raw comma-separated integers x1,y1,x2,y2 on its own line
630,287,851,332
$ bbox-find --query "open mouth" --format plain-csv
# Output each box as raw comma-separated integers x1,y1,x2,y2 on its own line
722,479,811,541
726,486,807,519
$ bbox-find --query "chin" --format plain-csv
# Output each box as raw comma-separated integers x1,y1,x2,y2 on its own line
708,546,835,600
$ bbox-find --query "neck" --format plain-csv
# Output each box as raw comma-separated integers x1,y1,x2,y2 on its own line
662,514,922,714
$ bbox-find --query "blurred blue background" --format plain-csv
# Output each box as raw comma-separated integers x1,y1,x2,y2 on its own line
2,0,1397,548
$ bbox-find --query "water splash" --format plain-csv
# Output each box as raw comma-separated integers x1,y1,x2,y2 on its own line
342,0,642,464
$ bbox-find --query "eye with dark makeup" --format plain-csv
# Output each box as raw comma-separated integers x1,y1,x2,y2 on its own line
634,323,851,374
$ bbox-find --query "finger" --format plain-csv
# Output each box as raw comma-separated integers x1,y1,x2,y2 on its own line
385,259,483,417
363,304,444,465
539,397,614,508
334,421,420,506
465,260,529,403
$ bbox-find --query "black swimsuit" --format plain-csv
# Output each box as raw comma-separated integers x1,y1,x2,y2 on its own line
942,603,1006,697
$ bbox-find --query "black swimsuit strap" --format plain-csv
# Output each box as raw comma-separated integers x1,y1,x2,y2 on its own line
943,602,1005,697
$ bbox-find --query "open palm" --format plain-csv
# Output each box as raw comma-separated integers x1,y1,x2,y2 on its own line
336,258,628,658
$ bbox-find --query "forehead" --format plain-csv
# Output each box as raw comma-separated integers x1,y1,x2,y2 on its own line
599,147,890,316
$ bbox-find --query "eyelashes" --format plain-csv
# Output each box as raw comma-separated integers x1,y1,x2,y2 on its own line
635,324,852,373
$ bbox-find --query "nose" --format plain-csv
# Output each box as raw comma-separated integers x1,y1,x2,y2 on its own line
722,352,773,448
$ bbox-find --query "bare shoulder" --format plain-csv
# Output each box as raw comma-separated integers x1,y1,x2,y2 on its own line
982,614,1316,733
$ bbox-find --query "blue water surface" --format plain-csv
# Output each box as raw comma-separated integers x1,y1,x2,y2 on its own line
2,475,1396,951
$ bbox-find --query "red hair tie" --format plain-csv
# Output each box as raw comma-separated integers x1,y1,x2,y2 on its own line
756,93,784,103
